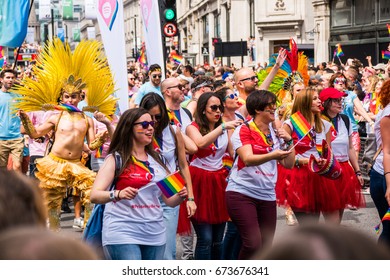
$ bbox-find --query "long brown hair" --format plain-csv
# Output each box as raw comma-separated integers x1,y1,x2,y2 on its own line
291,87,324,133
194,92,224,136
108,108,169,175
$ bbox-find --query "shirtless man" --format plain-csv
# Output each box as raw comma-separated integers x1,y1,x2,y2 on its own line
19,89,111,231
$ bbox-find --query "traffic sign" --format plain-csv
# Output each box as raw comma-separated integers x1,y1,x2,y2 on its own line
163,23,177,37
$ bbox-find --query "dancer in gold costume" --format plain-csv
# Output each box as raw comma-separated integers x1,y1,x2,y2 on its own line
15,38,117,231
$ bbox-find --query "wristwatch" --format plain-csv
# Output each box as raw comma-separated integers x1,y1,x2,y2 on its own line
109,190,116,201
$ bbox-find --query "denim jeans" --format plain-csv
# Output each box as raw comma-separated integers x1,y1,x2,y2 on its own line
160,198,179,260
103,244,165,260
29,155,43,179
221,221,241,260
370,169,390,249
191,220,226,260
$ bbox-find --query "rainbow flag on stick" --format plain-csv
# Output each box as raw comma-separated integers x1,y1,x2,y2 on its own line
382,50,390,60
156,171,186,198
335,44,344,57
172,54,183,65
289,111,313,152
375,207,390,234
387,23,390,35
138,46,147,66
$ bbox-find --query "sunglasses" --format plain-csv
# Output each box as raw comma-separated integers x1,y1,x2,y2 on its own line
152,74,162,79
334,78,346,84
209,105,223,112
129,77,135,80
134,121,155,129
223,93,238,101
151,114,162,121
167,84,184,90
240,75,258,82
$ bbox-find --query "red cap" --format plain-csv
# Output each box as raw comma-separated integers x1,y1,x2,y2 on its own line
319,87,347,103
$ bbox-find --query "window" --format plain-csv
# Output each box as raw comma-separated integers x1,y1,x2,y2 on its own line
379,0,390,21
355,0,374,25
203,15,209,36
331,0,352,27
214,13,220,38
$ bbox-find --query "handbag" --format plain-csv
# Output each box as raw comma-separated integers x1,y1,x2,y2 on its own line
82,152,122,249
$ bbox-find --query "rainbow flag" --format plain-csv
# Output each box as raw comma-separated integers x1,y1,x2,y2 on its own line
0,46,4,67
290,111,312,140
156,171,186,198
387,23,390,35
374,208,390,234
172,53,183,65
95,145,103,158
138,47,147,66
336,44,344,57
222,154,233,171
55,104,82,112
382,50,390,60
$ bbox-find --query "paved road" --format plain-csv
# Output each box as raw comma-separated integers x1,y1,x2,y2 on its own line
58,191,380,257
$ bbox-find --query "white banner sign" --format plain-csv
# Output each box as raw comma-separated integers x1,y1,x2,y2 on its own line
39,0,51,20
85,0,97,20
96,0,128,113
140,0,165,77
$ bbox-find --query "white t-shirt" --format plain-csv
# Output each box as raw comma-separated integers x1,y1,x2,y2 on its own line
226,121,279,201
373,104,390,175
102,154,168,246
330,115,352,162
158,125,178,173
189,122,229,171
285,119,331,159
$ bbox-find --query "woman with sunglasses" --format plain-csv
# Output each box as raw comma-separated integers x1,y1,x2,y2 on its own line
320,87,365,223
282,87,343,225
330,73,374,159
186,92,242,260
139,93,196,260
225,90,295,260
90,108,188,260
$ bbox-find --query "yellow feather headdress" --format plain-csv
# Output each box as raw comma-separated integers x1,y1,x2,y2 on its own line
13,38,117,117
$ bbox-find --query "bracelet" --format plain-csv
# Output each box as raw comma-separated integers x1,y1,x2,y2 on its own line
221,122,226,134
187,197,195,201
286,138,293,146
90,136,105,150
295,158,299,167
355,171,362,176
116,190,122,201
384,172,390,176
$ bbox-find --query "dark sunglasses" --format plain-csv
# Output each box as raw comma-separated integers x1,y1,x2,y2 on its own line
240,75,258,82
152,74,162,79
167,84,184,90
129,77,135,80
134,121,155,129
224,93,238,101
209,105,223,112
151,114,162,121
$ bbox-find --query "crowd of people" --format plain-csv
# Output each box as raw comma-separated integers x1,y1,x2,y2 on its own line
1,38,390,260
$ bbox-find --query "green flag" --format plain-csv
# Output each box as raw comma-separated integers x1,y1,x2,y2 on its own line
72,28,80,42
63,0,73,20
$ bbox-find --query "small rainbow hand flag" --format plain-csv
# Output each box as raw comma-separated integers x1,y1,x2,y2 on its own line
222,155,233,171
336,44,344,57
290,111,312,140
374,207,390,234
95,145,103,158
387,23,390,35
382,50,390,60
54,104,82,112
156,171,186,198
172,54,183,65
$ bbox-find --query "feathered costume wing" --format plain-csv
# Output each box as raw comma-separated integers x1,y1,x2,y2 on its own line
13,38,117,118
257,39,309,105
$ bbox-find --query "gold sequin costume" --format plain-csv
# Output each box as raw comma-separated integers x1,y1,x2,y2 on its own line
13,38,117,230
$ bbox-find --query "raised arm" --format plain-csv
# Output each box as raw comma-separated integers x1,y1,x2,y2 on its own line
259,48,287,90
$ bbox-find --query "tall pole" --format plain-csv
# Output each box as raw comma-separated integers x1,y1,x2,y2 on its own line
134,16,137,60
51,7,54,38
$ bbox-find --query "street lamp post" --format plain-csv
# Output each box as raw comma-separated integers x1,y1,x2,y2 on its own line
134,15,138,60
